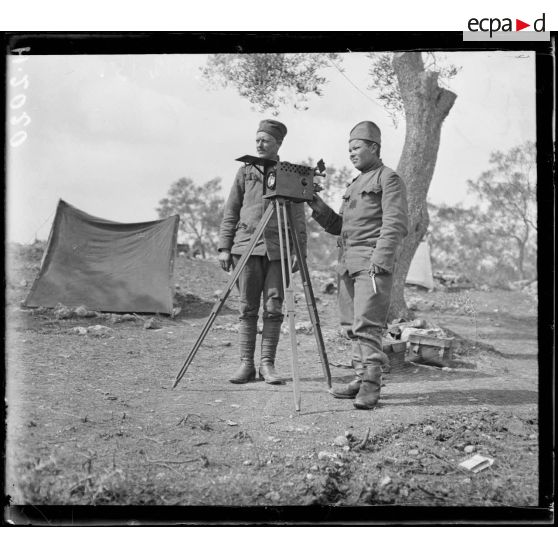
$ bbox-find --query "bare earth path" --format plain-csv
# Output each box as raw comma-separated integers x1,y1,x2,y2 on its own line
5,250,542,515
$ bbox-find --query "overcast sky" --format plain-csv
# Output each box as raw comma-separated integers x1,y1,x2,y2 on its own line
6,51,535,244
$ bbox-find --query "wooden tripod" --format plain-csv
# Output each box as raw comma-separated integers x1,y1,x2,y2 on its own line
172,196,331,412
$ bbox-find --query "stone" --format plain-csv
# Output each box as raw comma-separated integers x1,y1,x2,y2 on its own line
87,325,114,338
74,306,96,318
296,321,313,333
144,318,161,330
54,305,73,319
74,305,90,317
265,491,280,502
318,451,338,460
333,435,349,447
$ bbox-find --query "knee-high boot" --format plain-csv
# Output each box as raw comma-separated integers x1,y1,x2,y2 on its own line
229,318,258,384
353,347,388,409
353,365,383,409
259,319,285,385
329,339,364,399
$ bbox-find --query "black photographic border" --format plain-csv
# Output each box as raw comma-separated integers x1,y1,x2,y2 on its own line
1,31,554,526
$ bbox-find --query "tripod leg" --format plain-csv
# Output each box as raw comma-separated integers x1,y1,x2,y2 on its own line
285,202,332,388
275,199,301,412
172,203,275,389
281,201,302,412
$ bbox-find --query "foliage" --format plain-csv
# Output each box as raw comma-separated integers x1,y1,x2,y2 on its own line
429,142,537,287
428,203,511,287
202,53,340,115
466,141,537,280
157,177,224,258
366,52,460,126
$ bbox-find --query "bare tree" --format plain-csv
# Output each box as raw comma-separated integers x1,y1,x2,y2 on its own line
157,177,224,259
203,51,458,318
467,141,537,280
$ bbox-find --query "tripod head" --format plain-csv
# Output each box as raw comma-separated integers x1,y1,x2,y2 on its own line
236,155,326,202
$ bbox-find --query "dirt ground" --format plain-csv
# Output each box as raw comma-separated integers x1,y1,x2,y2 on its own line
4,244,542,516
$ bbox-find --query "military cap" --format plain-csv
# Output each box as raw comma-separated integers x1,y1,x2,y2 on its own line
349,121,381,145
257,119,288,143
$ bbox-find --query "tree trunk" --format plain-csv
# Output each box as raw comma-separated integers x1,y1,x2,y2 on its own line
388,52,457,320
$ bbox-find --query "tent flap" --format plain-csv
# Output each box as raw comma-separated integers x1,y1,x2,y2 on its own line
25,200,179,314
406,240,434,290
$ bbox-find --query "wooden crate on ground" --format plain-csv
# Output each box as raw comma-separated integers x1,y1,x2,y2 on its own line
407,333,455,367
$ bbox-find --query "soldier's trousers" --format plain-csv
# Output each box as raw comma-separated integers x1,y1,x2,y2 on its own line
232,255,285,322
338,270,392,373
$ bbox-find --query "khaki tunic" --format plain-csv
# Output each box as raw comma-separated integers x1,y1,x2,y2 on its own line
311,160,408,274
311,159,408,366
218,164,307,260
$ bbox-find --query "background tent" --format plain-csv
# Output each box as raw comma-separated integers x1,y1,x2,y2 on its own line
405,239,435,290
25,200,179,314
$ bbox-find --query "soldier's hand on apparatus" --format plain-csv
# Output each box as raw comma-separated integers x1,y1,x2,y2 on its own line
291,257,300,274
218,250,232,272
369,263,388,275
307,193,323,209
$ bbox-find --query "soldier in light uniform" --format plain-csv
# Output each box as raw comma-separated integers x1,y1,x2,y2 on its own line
218,119,307,385
308,121,408,409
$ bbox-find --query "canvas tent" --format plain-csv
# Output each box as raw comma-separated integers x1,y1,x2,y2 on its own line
25,200,179,314
406,239,435,290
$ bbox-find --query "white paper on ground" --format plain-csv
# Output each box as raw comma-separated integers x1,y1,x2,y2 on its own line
459,454,495,473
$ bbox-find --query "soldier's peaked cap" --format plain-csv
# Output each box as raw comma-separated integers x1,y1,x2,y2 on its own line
349,121,381,145
257,119,287,142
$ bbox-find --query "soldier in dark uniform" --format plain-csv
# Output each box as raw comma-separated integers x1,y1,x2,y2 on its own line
308,121,408,409
218,119,307,385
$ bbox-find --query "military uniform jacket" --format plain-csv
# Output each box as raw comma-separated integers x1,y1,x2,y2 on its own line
218,164,307,260
311,160,408,275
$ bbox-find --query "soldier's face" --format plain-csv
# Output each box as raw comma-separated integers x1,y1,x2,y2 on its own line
349,139,378,171
256,132,281,159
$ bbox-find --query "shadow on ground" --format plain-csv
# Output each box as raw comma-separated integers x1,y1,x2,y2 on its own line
325,365,492,385
382,388,537,407
178,300,236,319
